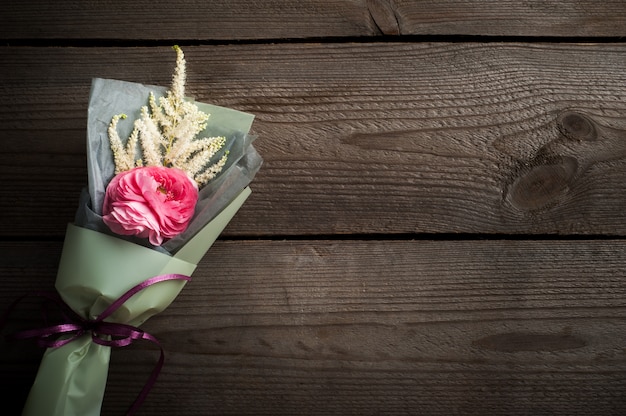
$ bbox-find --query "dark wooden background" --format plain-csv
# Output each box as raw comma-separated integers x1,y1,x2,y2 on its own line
1,1,626,415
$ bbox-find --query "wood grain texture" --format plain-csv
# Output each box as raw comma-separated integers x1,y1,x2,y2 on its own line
1,44,626,237
2,2,625,416
1,0,626,40
1,239,625,415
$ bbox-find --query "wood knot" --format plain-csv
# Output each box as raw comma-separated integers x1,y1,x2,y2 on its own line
508,156,578,211
557,111,598,141
366,0,400,35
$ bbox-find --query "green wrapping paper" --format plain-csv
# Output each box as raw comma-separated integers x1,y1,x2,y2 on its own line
22,187,251,416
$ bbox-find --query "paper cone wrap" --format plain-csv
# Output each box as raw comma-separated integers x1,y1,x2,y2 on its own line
22,187,251,416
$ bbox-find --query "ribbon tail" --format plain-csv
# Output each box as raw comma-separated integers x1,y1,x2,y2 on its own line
126,333,165,416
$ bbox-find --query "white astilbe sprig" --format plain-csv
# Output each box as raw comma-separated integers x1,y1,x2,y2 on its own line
108,45,228,187
136,106,163,166
108,114,137,172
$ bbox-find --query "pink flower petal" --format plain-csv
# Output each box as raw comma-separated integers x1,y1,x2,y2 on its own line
102,166,198,246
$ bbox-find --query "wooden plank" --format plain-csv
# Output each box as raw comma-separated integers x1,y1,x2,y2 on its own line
1,44,626,237
1,239,625,415
1,1,626,40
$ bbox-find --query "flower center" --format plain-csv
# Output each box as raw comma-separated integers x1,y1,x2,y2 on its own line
157,184,175,201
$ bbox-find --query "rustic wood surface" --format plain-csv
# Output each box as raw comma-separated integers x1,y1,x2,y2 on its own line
2,0,626,39
2,239,626,415
1,1,625,415
2,44,626,237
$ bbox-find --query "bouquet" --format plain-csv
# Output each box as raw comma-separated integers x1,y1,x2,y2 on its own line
13,46,262,415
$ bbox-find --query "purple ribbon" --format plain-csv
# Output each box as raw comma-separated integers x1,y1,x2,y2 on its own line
2,273,191,415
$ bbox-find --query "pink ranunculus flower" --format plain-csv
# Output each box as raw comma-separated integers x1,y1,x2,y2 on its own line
102,166,199,246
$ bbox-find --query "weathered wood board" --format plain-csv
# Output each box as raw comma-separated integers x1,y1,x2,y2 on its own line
1,44,626,237
2,240,626,415
1,1,626,39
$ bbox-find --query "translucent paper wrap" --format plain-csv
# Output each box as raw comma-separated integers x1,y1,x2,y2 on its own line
21,78,262,416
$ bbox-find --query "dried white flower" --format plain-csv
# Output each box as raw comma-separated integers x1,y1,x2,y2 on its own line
108,45,228,187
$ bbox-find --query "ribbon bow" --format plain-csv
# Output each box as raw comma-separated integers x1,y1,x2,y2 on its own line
2,273,191,415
